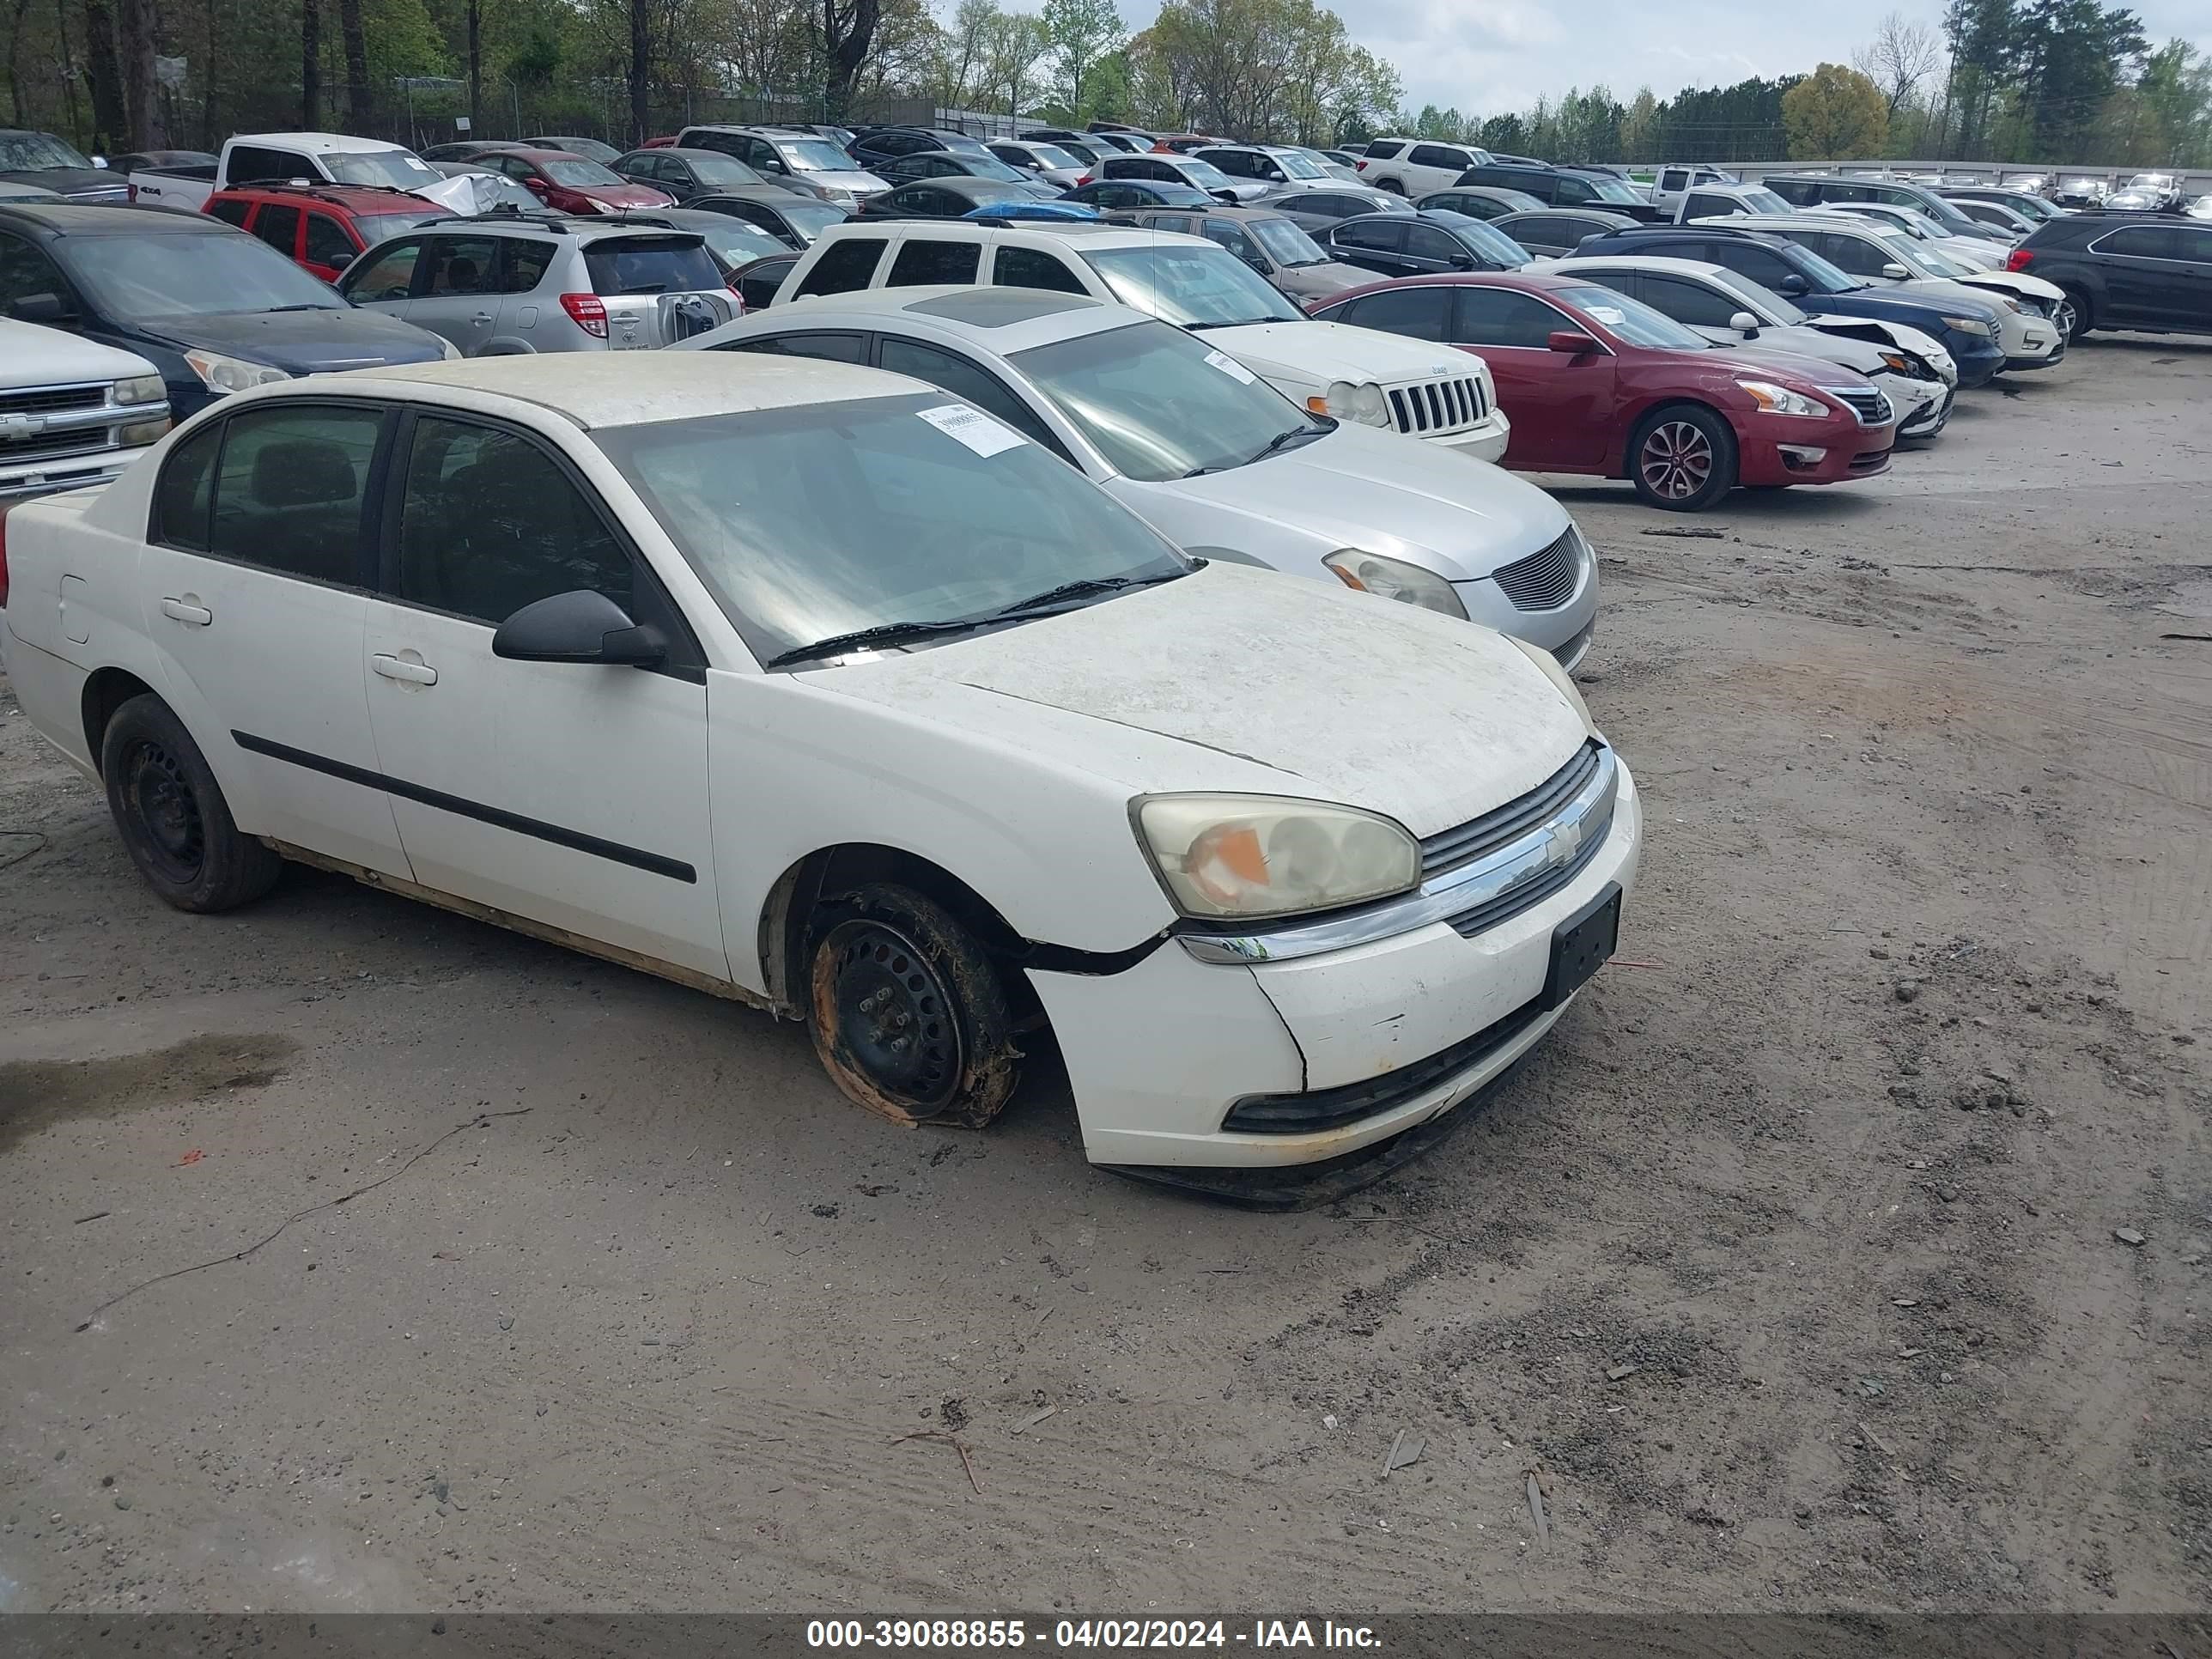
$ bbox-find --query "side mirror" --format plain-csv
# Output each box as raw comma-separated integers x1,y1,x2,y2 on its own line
1881,262,1911,280
91,155,108,168
1776,273,1809,296
1241,252,1270,273
10,290,76,325
493,590,665,665
523,176,549,194
1211,189,1238,204
1448,252,1474,270
1547,329,1600,353
1265,167,1285,181
1729,309,1760,337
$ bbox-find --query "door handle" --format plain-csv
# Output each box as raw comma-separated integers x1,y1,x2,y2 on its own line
371,653,439,685
471,311,493,324
160,597,212,626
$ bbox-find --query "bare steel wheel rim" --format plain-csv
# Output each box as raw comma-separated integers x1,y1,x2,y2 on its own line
823,919,962,1112
1640,420,1714,501
124,738,204,884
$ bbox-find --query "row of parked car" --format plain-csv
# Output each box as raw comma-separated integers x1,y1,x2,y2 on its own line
2,114,2202,1193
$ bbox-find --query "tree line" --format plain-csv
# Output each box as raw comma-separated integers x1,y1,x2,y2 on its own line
3,0,2203,168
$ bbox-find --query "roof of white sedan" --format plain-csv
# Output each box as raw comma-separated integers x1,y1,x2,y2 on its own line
341,351,921,428
707,284,1131,355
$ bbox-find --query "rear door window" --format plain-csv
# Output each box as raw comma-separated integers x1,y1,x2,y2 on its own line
421,235,502,295
1408,144,1465,171
251,204,301,258
1638,273,1737,325
887,239,981,286
585,235,721,295
226,144,309,185
151,419,223,550
1333,219,1401,252
718,331,867,362
1701,240,1800,288
1450,289,1567,348
207,403,383,586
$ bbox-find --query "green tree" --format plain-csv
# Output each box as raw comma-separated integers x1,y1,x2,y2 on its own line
1782,62,1888,157
1041,0,1123,120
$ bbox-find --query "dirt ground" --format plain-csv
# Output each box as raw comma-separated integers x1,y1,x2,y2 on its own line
1,337,2206,1620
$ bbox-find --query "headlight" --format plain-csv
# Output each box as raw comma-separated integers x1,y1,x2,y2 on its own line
1942,315,1991,336
1736,379,1827,418
1878,351,1911,373
1322,549,1467,617
2000,296,2024,313
117,417,171,445
183,350,291,395
1310,380,1391,427
1508,635,1595,731
1133,794,1420,921
110,374,166,407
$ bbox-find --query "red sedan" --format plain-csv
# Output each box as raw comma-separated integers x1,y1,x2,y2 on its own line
1313,270,1897,510
477,148,675,215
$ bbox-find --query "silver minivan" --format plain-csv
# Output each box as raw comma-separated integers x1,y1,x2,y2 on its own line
340,217,737,354
673,125,888,210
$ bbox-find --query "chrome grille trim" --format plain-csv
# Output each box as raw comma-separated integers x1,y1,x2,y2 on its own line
1493,526,1583,612
1421,738,1600,877
1385,374,1486,437
1820,385,1894,426
0,382,107,418
1180,744,1620,965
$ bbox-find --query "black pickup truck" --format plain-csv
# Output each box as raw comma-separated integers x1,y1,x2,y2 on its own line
2009,209,2212,340
0,130,130,202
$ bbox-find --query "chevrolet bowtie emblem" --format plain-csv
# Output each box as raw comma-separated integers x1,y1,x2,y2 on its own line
1547,820,1583,867
0,412,50,439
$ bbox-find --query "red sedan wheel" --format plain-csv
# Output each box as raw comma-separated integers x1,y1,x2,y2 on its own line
1630,405,1736,512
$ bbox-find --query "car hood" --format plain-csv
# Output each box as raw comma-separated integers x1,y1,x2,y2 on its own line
1800,313,1952,373
574,182,675,208
409,173,483,212
1950,269,2063,303
1160,422,1571,580
1705,323,1887,374
0,316,158,384
1273,260,1371,300
798,168,889,195
133,307,448,371
1207,318,1474,386
809,561,1591,836
1,165,126,198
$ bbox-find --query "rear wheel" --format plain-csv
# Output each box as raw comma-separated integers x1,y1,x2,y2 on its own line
1629,404,1737,511
2057,284,2092,341
100,694,281,912
1376,178,1404,195
806,883,1022,1129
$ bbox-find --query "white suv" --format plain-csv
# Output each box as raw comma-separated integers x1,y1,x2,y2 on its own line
1358,139,1494,198
775,220,1510,463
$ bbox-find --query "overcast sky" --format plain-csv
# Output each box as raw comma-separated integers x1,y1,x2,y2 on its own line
1100,0,2209,119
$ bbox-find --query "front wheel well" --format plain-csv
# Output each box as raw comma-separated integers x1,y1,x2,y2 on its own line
758,844,1040,1022
81,668,160,776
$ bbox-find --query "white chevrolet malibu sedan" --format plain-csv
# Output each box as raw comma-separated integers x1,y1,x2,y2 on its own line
0,355,1641,1200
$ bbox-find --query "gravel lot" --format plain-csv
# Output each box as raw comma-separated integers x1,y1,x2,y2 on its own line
1,337,2206,1617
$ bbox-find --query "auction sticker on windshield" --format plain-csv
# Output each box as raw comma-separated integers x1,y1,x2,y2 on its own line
1203,349,1257,384
919,404,1026,457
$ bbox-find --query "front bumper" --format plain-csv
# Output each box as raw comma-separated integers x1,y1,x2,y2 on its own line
1948,342,2005,387
1435,408,1510,464
1887,377,1952,437
1026,757,1642,1172
2002,333,2065,371
1737,418,1896,487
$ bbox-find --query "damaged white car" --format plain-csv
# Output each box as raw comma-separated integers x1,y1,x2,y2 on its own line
0,354,1641,1200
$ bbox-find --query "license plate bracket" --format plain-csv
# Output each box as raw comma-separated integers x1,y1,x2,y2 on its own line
1542,882,1621,1010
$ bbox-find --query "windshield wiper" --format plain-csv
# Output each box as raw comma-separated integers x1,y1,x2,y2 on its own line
987,569,1185,618
766,616,1000,667
1182,317,1285,331
1246,423,1326,464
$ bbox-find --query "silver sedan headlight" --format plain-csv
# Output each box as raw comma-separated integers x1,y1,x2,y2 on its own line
1322,549,1467,617
1133,795,1421,921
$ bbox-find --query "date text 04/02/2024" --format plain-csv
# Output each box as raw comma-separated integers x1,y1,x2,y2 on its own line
805,1620,1382,1648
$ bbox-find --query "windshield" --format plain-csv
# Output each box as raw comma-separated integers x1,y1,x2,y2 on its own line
323,149,442,189
770,199,852,240
68,229,344,315
1734,186,1790,214
584,236,722,295
0,131,94,169
963,154,1031,183
535,137,618,163
1014,319,1322,483
1711,268,1804,325
690,154,764,185
1127,182,1211,206
693,219,787,266
1177,159,1237,191
546,158,627,187
1424,210,1532,266
592,392,1190,665
1588,178,1646,205
1025,144,1083,170
1553,283,1711,349
1079,244,1303,325
1271,151,1325,179
2129,173,2172,187
1249,216,1329,266
781,140,860,172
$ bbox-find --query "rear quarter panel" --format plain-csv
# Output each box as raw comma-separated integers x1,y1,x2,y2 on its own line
1,489,145,770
